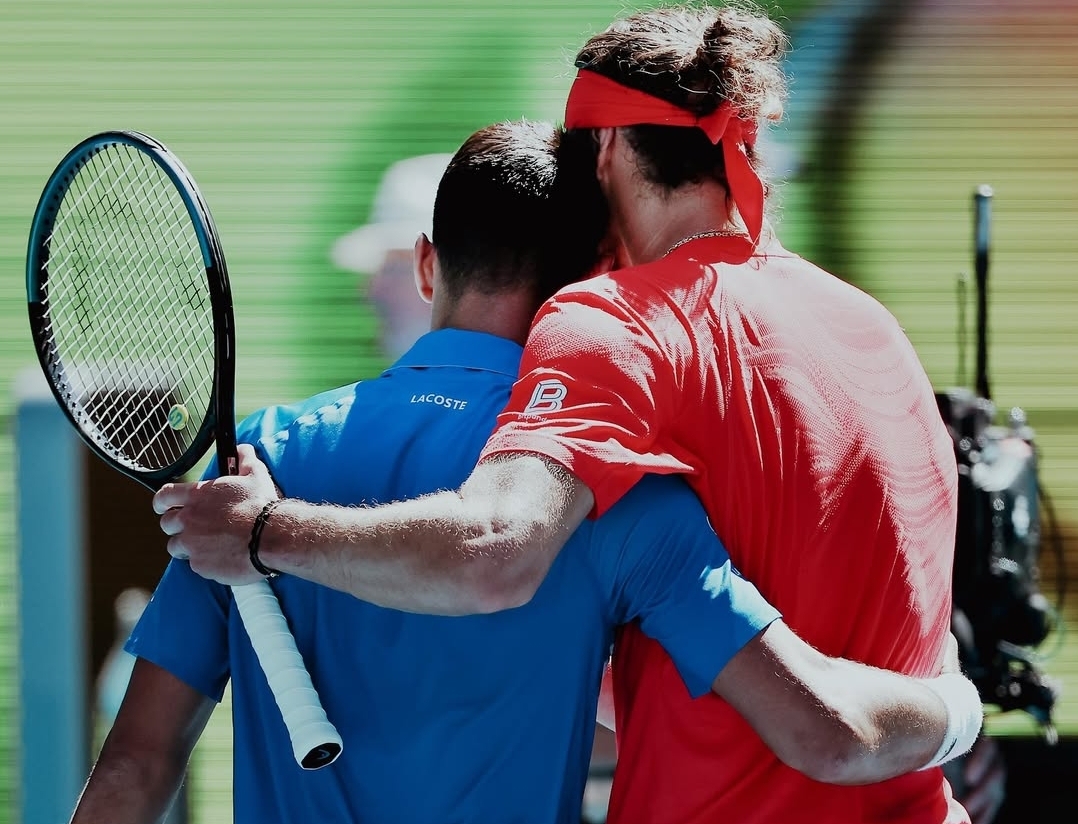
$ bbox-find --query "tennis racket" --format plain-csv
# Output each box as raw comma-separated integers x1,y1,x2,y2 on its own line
26,130,343,769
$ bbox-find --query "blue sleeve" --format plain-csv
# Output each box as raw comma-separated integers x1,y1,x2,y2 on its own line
204,393,348,486
124,559,232,701
129,406,295,697
596,474,781,698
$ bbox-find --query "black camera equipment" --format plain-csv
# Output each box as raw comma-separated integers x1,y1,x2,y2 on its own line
935,185,1063,742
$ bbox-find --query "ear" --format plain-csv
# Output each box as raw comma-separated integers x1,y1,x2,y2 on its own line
413,233,436,304
594,127,618,189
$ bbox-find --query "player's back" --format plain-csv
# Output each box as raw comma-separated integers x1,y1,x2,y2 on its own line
608,237,962,823
217,328,768,824
699,239,957,667
234,329,604,823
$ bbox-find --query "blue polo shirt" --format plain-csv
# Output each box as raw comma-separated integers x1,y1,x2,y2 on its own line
127,329,779,824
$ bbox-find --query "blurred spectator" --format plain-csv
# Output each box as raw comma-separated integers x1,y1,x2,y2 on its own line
96,588,151,727
331,153,453,359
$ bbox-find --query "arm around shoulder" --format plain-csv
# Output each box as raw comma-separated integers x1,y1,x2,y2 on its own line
262,452,595,615
712,622,983,785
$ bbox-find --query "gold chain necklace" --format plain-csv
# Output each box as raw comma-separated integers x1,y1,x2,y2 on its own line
663,229,746,257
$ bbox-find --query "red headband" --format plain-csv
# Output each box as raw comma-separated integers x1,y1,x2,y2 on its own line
564,69,764,244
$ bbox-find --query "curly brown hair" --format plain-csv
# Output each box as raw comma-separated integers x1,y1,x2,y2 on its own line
574,3,789,191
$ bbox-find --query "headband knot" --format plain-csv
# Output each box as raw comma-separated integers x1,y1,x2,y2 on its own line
564,69,764,244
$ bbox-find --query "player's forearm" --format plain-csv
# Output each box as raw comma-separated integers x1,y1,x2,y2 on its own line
70,659,212,824
792,662,983,785
715,622,982,785
69,748,185,824
259,456,590,614
258,491,541,614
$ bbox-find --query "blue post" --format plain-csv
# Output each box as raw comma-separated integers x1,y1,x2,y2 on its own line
14,367,89,824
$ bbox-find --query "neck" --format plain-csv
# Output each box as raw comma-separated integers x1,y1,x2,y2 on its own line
431,288,539,346
612,179,741,266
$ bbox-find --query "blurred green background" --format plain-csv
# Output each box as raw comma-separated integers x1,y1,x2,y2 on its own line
1,0,1076,821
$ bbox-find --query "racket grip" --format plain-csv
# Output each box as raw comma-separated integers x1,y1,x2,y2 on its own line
231,580,343,769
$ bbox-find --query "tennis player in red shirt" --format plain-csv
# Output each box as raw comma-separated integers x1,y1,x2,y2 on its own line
505,8,967,820
473,8,968,822
157,6,978,821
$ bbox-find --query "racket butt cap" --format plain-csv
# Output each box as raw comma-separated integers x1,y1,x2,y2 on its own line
301,741,343,770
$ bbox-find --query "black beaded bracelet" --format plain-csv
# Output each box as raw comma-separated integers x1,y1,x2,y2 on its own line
248,499,283,578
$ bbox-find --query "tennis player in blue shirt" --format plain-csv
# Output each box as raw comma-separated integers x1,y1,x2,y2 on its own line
72,120,977,824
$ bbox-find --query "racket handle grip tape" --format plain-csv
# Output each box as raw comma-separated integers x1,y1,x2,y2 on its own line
231,580,343,769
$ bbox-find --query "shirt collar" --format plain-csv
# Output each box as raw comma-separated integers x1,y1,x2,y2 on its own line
383,328,523,379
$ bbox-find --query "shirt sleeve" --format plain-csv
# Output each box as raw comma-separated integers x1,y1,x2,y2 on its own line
596,474,781,698
122,409,281,700
479,286,694,517
124,559,232,701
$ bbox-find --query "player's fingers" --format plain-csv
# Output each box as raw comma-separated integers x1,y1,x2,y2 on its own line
166,535,189,562
963,739,989,783
965,737,1004,789
237,443,270,481
158,505,184,536
154,481,194,514
960,762,1005,824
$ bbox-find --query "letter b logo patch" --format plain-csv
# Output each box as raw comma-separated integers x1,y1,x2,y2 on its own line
523,379,568,414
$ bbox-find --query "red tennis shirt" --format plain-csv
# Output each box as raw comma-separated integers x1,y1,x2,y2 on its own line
480,234,965,823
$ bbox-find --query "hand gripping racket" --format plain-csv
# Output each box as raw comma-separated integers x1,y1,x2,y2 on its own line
26,131,343,769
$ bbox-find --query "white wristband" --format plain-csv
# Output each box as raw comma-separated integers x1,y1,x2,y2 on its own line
918,673,984,770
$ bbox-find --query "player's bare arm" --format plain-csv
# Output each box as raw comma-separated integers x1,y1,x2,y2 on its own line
712,622,980,785
591,483,982,785
599,618,980,783
69,658,214,824
154,444,593,615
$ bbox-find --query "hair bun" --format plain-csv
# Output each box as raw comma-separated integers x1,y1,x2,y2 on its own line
698,7,788,122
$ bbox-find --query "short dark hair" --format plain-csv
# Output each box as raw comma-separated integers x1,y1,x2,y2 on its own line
431,120,607,304
574,4,788,191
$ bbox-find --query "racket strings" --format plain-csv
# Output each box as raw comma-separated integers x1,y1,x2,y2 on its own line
45,149,205,405
39,143,216,472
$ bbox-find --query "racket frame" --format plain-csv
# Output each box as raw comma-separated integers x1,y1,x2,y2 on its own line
26,130,238,489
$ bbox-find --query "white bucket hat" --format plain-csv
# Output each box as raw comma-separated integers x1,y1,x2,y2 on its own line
331,153,454,274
